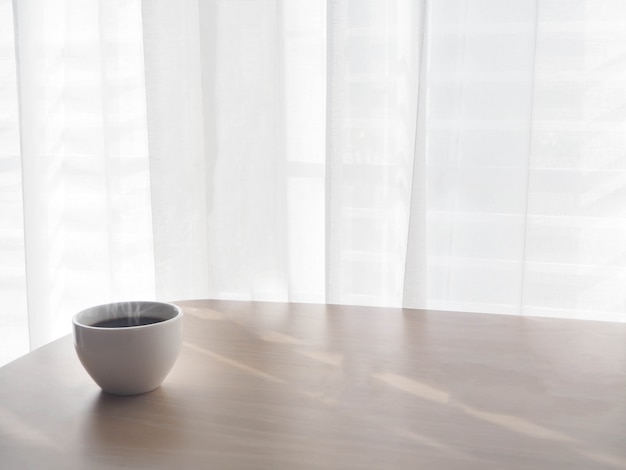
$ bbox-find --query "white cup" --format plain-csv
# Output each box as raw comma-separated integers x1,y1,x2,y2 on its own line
72,301,183,395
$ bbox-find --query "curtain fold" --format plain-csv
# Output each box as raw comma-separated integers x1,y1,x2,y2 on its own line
2,0,626,366
0,0,27,363
424,0,539,315
141,0,210,302
326,0,422,307
6,0,155,357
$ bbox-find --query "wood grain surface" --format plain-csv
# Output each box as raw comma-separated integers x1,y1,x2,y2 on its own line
0,300,625,469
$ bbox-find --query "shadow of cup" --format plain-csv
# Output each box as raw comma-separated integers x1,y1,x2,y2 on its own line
80,388,187,460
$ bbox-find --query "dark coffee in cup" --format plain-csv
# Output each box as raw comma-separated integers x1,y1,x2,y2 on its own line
92,316,164,328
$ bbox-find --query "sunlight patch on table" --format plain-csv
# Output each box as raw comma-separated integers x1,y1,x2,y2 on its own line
183,342,284,384
459,404,573,442
574,448,626,469
295,349,344,366
0,407,56,450
392,426,467,458
183,308,225,320
260,331,307,346
372,373,450,404
299,390,339,406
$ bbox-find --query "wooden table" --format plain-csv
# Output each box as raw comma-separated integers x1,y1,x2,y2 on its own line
1,300,625,469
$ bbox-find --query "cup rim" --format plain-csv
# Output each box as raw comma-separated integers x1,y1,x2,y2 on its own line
72,300,183,330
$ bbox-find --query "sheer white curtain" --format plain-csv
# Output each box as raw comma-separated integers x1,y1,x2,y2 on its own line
426,0,626,321
2,0,626,366
1,0,155,365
